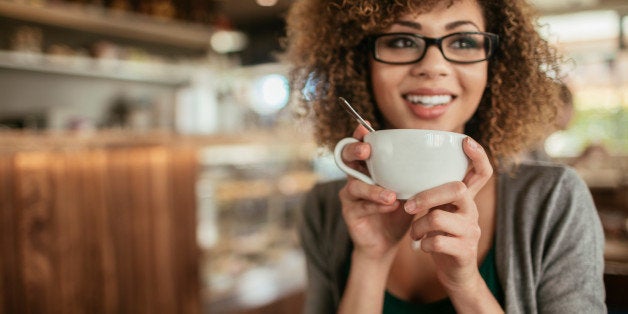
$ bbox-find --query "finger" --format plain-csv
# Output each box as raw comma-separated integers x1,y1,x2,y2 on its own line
341,141,370,163
343,178,397,205
404,181,476,216
410,208,480,241
419,234,478,263
352,123,372,140
340,182,400,220
462,137,493,196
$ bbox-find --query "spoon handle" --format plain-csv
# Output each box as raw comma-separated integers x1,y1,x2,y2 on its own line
339,97,375,133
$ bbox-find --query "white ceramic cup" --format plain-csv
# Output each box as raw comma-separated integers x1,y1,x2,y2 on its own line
333,129,469,199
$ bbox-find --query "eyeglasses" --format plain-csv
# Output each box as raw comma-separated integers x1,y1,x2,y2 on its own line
369,32,499,64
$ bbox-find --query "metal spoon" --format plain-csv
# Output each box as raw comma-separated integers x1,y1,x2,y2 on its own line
338,97,375,133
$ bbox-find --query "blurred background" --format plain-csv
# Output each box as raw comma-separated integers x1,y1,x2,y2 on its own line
0,0,626,313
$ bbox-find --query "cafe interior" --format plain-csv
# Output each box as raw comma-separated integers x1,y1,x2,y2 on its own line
0,0,627,313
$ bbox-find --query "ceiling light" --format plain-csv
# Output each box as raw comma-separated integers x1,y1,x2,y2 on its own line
210,30,248,53
256,0,278,7
249,74,290,115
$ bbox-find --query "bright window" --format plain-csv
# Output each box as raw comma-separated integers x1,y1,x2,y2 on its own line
537,11,628,157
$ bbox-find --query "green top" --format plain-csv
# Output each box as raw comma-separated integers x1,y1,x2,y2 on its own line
383,243,503,313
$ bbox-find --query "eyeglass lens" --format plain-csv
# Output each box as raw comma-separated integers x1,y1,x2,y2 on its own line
374,33,494,64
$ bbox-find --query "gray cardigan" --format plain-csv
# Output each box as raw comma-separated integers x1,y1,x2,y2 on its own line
298,162,606,313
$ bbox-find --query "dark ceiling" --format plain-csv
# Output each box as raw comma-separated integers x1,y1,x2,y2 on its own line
213,0,293,28
211,0,293,65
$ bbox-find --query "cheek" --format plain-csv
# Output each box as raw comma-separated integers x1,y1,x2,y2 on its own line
371,65,401,102
461,66,488,98
370,66,386,100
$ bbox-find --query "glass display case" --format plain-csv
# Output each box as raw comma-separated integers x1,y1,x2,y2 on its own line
194,132,323,312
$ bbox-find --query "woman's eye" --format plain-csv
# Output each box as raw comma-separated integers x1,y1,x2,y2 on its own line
385,36,417,49
449,36,481,49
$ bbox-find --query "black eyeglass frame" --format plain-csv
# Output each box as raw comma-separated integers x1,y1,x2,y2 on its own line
368,31,500,65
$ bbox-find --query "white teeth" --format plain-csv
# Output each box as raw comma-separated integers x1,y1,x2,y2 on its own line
405,94,452,107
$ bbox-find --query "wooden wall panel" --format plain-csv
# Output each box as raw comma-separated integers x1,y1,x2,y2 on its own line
168,146,201,314
15,152,57,313
0,153,21,313
0,139,200,314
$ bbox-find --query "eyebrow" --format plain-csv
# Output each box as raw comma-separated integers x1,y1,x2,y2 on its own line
394,20,481,31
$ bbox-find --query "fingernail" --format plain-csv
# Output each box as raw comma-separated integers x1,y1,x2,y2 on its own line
404,200,416,213
354,144,365,156
411,239,422,251
467,137,478,151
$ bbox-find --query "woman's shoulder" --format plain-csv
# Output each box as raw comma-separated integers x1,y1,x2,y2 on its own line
498,160,595,224
500,160,586,194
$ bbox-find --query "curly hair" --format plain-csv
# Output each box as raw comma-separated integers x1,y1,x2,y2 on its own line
283,0,563,166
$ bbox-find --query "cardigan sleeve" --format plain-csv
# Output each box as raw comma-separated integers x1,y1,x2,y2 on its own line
298,182,340,314
497,163,607,313
535,167,606,313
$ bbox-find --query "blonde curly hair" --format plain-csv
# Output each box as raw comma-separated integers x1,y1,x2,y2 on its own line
283,0,563,166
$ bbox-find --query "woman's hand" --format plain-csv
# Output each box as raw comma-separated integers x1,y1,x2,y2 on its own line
338,125,413,260
337,125,418,314
403,137,494,291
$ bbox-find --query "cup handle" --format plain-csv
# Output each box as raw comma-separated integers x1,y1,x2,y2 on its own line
333,137,376,185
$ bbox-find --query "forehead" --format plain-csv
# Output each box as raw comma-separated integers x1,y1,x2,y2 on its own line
409,0,458,12
396,0,486,30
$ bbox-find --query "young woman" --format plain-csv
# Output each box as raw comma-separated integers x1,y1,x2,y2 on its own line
284,0,606,313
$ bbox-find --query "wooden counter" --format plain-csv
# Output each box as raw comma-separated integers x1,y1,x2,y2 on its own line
0,131,201,313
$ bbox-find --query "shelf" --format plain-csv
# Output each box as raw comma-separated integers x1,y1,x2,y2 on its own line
0,0,213,50
0,50,192,86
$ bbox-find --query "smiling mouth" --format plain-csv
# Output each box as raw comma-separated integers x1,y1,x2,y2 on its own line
404,94,453,107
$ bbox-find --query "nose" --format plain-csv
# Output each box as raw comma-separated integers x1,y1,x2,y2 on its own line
409,45,451,78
